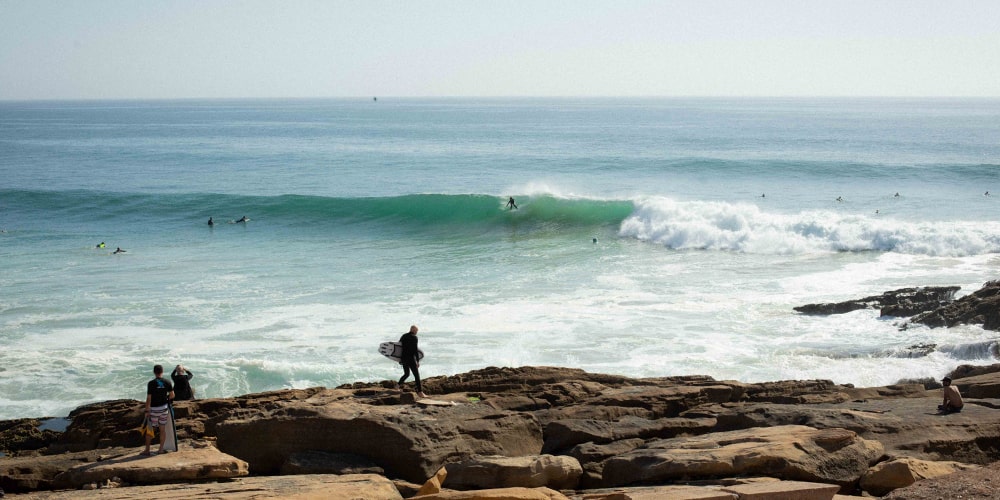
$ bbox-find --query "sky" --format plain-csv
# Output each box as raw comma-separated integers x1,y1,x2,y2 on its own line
1,0,999,100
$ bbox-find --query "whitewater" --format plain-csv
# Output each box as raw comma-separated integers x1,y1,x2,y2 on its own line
1,97,998,420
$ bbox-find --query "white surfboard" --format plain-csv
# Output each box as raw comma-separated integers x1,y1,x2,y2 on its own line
378,341,424,363
161,405,178,452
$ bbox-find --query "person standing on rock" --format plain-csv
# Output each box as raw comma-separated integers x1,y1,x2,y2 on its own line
142,364,174,456
398,325,426,398
938,376,964,413
171,364,195,401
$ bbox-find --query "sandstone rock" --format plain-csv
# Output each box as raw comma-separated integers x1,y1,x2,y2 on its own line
443,454,582,490
416,466,448,495
215,399,543,483
1,448,108,493
600,425,883,488
413,486,570,500
703,394,1000,465
51,445,247,489
542,416,716,454
570,485,737,499
794,286,958,316
12,473,403,499
860,457,981,496
566,438,645,489
721,480,840,499
882,459,1000,499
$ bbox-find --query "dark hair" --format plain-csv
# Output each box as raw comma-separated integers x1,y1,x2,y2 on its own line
153,364,163,375
942,376,952,382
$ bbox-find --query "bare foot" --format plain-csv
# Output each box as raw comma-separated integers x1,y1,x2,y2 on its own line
417,392,427,398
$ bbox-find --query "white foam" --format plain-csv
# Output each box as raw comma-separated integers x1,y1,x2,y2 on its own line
620,197,1000,256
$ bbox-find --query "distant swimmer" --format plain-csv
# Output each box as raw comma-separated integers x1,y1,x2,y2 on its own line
505,197,518,210
593,237,598,244
836,196,843,202
113,247,126,254
207,217,214,226
875,209,879,215
373,97,377,101
761,193,765,198
986,191,991,197
235,216,249,223
894,192,900,198
97,242,105,248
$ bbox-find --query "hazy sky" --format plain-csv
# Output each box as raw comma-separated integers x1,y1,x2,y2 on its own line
2,0,999,100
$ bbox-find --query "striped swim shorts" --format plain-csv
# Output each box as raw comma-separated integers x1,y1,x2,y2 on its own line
149,406,169,427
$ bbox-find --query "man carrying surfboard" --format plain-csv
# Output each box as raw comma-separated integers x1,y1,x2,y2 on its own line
142,364,174,456
398,325,426,398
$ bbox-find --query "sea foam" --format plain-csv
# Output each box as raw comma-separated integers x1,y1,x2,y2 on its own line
620,197,1000,256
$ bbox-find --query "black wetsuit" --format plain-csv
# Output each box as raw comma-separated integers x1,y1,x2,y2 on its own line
397,332,421,393
171,369,194,401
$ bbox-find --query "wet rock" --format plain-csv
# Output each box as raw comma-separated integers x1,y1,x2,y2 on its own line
794,286,959,316
909,280,1000,330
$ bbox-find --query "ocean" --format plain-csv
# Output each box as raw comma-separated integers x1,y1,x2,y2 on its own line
1,97,999,420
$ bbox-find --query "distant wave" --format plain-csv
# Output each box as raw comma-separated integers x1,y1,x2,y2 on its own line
619,197,1000,256
0,189,634,231
5,189,998,256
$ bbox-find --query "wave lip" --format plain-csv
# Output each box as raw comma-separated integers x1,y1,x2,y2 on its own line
619,197,1000,256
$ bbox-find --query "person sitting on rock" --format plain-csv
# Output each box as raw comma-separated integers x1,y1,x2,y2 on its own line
938,376,964,413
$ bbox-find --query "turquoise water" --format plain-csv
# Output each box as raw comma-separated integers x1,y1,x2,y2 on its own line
1,98,999,419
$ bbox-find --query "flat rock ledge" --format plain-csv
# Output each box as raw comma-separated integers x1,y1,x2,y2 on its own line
4,363,1000,498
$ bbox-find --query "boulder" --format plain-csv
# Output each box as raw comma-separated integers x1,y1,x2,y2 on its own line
215,399,543,483
51,445,247,489
910,280,1000,330
860,457,981,496
794,286,959,316
600,425,883,488
442,454,582,490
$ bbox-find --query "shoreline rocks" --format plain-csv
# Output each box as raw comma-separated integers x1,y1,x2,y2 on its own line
3,363,999,498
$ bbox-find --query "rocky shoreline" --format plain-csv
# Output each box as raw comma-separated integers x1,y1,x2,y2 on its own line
2,363,999,499
2,282,999,499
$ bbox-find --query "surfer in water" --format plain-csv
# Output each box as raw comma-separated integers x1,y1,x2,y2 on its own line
207,217,214,226
398,325,426,398
506,197,518,210
236,216,249,223
97,242,105,248
113,247,126,254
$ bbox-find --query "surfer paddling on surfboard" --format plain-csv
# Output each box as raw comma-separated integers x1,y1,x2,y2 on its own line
397,325,426,398
142,364,174,456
